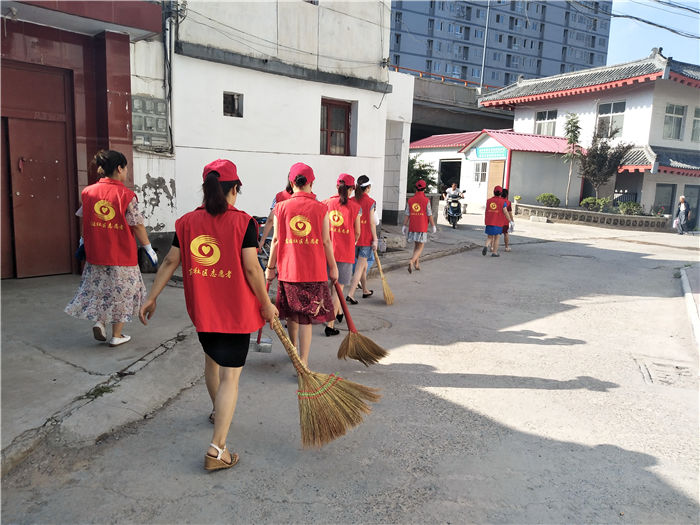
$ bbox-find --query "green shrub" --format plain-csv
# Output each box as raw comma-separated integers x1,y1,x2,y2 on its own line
580,197,598,211
536,193,561,207
619,201,643,215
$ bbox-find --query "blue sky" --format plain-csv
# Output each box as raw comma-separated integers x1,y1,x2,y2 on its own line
607,0,700,65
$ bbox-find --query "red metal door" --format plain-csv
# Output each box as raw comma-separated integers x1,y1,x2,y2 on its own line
7,118,72,277
1,118,14,278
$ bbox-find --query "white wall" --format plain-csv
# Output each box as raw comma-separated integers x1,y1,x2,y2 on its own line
650,80,700,149
639,171,700,212
512,83,656,147
509,151,581,205
172,53,390,218
177,1,389,82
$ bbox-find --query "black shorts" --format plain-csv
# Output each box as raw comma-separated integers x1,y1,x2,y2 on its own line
197,332,250,368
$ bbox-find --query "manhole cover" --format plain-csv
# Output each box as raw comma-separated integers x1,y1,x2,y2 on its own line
338,312,391,332
635,357,696,388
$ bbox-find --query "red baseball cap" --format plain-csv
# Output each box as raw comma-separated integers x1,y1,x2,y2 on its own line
415,180,427,190
337,173,355,187
202,159,240,183
288,162,315,184
494,185,503,194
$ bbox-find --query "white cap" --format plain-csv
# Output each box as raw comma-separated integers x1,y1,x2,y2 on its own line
360,178,372,188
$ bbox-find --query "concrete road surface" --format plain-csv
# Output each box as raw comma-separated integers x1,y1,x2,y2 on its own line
2,218,698,523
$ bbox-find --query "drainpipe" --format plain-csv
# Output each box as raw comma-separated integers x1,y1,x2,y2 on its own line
479,0,491,92
504,148,512,189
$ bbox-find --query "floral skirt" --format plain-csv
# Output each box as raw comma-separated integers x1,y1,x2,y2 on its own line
276,281,334,325
65,263,146,324
407,231,428,243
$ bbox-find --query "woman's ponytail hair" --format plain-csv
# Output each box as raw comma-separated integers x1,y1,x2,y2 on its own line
94,150,127,177
338,182,350,205
293,174,308,188
202,172,241,215
355,175,370,201
285,181,293,195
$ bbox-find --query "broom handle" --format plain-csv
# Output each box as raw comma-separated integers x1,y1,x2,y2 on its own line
373,250,384,279
256,281,272,345
270,317,309,375
333,281,358,334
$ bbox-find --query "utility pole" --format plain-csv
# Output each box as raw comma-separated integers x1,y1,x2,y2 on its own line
479,0,491,91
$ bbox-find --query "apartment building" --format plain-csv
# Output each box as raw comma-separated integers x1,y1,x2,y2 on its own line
390,0,612,88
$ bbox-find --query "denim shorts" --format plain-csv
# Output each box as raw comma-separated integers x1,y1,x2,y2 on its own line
356,245,373,259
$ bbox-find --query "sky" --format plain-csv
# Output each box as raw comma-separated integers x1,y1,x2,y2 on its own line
606,0,700,65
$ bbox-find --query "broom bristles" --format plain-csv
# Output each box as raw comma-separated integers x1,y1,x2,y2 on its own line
338,331,388,367
374,250,394,305
270,317,381,447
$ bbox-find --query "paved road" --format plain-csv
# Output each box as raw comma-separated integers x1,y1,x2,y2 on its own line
3,218,698,523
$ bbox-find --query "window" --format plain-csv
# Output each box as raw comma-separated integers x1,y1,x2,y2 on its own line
427,39,433,53
692,108,700,142
393,54,400,66
223,92,243,117
663,103,686,140
496,14,502,23
471,68,481,78
653,184,676,215
474,29,484,38
426,59,433,71
395,12,402,25
395,33,401,47
428,19,434,31
474,161,487,182
320,99,350,156
497,33,503,43
535,109,557,135
596,101,625,138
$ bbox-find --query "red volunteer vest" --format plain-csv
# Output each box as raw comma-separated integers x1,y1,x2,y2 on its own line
82,178,138,266
176,206,264,334
502,199,512,227
275,190,291,205
408,192,430,233
485,196,506,226
276,192,328,282
324,195,361,264
355,193,376,246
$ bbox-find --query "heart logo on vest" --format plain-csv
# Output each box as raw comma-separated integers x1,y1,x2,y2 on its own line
190,235,221,266
489,202,497,210
290,215,312,237
94,200,116,221
411,203,421,212
329,210,344,227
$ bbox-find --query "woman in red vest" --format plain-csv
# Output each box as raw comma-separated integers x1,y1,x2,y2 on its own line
323,173,361,336
257,180,293,251
65,150,158,347
482,185,513,257
402,180,437,272
265,163,338,367
139,159,278,471
500,187,514,252
346,175,378,304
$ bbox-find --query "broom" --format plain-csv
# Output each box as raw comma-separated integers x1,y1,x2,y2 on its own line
251,281,273,352
334,281,388,366
270,317,381,448
374,250,394,305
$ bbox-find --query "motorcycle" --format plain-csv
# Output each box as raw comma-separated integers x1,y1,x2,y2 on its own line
444,191,464,228
253,216,271,269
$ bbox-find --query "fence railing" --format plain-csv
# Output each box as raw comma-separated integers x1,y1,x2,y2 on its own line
389,65,500,91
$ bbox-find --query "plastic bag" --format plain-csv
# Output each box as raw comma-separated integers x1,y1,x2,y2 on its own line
673,217,679,229
508,221,514,233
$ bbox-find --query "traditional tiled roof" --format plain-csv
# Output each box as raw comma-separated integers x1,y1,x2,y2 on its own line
620,145,700,176
410,131,482,149
458,129,573,154
479,50,700,108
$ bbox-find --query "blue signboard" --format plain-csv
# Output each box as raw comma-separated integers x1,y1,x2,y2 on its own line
475,146,507,159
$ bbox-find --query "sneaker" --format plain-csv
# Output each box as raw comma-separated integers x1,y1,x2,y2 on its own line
324,326,340,337
92,322,106,342
482,246,487,256
108,334,131,347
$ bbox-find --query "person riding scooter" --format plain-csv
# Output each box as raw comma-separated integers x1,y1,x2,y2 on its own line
443,183,464,228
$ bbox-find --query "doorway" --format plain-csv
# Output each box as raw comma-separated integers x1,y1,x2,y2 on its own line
439,159,462,193
683,185,699,230
1,62,76,278
487,160,505,196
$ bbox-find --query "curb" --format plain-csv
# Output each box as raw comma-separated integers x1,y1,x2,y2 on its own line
679,266,700,354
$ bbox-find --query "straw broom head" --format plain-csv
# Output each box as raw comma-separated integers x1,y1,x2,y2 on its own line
338,332,388,366
270,317,381,448
374,251,394,305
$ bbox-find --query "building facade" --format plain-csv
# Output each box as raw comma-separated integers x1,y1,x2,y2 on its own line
390,0,612,88
479,49,700,222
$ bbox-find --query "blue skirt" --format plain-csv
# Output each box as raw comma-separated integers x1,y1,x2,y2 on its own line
485,225,503,236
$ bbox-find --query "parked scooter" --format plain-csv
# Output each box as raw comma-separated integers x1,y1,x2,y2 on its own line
444,191,464,228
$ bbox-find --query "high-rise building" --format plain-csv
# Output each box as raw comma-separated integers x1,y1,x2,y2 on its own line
390,0,612,88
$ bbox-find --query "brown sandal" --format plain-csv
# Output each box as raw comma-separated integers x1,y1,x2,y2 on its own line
204,443,239,471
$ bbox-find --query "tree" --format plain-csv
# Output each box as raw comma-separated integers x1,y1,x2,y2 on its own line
406,155,438,193
578,135,633,199
563,113,582,207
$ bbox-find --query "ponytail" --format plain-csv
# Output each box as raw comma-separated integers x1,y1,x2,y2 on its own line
293,174,308,188
338,182,350,205
285,181,293,195
202,172,240,215
355,175,370,201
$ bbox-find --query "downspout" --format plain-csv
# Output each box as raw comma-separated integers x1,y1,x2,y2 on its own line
504,148,512,189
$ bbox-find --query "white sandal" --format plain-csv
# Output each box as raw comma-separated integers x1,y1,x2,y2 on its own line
204,443,239,471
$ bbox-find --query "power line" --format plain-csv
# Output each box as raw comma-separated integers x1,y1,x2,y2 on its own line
630,0,698,18
650,0,700,16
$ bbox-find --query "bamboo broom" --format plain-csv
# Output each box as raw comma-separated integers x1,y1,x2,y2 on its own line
373,250,394,305
334,281,388,366
270,317,381,448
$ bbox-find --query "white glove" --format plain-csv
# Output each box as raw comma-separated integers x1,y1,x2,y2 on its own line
509,221,514,233
432,225,437,233
401,225,407,235
143,244,158,267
